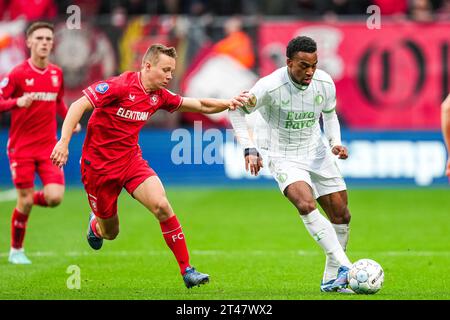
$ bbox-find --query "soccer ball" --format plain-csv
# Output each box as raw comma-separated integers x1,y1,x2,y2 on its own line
348,259,384,294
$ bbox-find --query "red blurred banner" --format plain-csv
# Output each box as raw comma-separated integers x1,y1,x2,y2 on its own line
259,21,450,130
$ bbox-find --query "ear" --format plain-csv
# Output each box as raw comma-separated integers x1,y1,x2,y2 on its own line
286,58,292,68
26,37,32,49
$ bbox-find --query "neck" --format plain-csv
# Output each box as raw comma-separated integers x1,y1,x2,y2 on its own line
287,69,308,90
30,55,48,69
139,71,157,92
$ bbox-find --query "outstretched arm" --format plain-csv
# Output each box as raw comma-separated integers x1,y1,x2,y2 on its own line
50,96,93,167
178,96,244,114
442,94,450,177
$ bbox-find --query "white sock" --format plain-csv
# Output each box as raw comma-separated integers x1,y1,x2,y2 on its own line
300,209,352,280
10,247,25,254
322,223,350,283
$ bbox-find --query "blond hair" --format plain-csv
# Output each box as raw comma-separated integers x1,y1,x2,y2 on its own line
142,44,177,66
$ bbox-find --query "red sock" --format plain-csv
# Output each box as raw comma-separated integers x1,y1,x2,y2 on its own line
11,208,29,249
90,216,102,238
160,215,190,274
33,191,48,207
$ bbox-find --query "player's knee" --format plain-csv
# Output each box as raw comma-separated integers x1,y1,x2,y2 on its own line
18,195,34,213
151,198,172,221
46,194,63,207
296,200,317,215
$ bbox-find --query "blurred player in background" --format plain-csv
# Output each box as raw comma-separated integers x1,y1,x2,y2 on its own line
441,93,450,178
50,44,244,288
0,21,80,265
229,36,354,293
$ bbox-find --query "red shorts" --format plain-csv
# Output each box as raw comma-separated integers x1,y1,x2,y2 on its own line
81,154,156,219
8,155,65,189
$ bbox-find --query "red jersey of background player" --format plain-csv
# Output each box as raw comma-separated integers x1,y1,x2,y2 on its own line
82,71,182,173
0,58,67,158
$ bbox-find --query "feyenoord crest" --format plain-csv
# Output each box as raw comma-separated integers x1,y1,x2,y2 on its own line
51,75,59,87
150,94,159,106
315,94,324,105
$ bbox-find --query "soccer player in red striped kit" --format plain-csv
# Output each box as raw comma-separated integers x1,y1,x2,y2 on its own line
50,44,245,288
0,22,81,264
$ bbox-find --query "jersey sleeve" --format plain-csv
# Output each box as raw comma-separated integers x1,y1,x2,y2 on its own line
0,72,18,99
322,80,337,114
240,78,271,115
0,72,19,112
159,89,183,113
82,76,124,109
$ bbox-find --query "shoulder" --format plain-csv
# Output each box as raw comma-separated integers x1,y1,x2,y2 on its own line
99,72,132,92
161,88,180,98
48,63,63,73
312,69,335,86
7,61,28,78
254,67,289,93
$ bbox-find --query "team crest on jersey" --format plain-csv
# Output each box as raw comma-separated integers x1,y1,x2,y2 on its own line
0,77,8,88
315,94,324,105
51,75,59,87
150,94,159,106
95,82,109,94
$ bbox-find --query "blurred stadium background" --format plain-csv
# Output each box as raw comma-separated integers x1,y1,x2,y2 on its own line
1,0,450,187
0,0,449,300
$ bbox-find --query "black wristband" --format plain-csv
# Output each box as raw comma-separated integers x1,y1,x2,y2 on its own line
244,147,260,157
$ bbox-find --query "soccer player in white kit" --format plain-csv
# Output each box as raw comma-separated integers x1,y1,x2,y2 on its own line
229,36,353,292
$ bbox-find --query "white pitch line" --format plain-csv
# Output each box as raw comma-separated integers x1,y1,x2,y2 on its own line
0,189,16,203
0,250,448,258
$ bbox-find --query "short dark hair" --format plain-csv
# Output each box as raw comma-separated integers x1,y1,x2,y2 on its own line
26,21,54,38
142,44,177,66
286,36,317,59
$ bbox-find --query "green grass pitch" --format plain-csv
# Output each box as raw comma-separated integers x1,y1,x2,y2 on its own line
0,187,449,300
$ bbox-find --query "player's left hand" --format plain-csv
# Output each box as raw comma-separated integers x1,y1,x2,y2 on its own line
50,140,69,168
331,145,348,159
73,123,82,133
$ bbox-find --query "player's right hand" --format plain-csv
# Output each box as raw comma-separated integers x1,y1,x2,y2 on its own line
229,90,251,110
244,148,263,176
50,140,69,168
17,94,33,108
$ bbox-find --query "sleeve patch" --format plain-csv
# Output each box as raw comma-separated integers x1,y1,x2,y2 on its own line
95,83,109,94
0,77,9,88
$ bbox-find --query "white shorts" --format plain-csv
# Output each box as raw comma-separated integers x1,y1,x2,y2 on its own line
268,154,346,199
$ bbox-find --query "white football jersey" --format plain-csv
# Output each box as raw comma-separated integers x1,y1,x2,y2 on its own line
243,67,337,163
